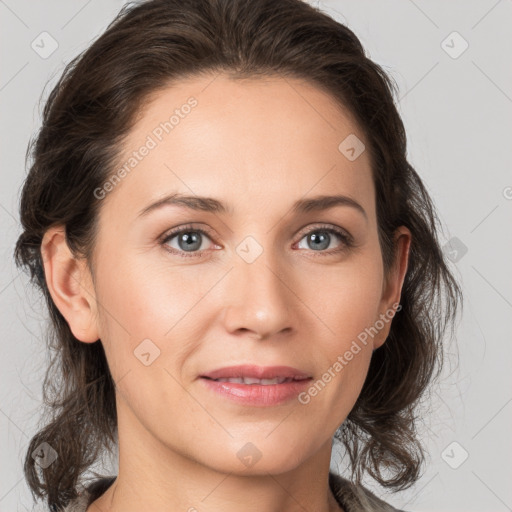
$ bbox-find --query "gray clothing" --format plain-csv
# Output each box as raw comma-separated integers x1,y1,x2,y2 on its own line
58,472,406,512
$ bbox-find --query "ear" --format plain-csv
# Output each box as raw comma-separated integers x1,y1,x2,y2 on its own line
40,226,100,343
373,226,411,350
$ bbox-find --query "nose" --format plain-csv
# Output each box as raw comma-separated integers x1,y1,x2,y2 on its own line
222,252,293,341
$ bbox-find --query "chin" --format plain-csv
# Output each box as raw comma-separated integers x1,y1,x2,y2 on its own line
200,440,309,476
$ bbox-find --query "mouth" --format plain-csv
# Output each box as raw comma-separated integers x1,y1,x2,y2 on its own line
198,365,313,406
200,364,312,381
201,376,310,385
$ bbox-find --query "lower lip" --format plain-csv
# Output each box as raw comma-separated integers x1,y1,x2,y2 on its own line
199,377,312,406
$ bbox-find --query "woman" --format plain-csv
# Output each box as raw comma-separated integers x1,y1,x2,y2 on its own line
14,1,462,511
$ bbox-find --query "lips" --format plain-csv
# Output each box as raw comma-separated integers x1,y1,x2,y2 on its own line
212,376,295,385
200,364,311,382
199,367,313,406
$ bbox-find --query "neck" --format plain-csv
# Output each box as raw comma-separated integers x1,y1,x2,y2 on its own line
88,405,344,512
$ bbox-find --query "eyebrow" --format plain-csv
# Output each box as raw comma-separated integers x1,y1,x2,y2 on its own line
137,192,367,220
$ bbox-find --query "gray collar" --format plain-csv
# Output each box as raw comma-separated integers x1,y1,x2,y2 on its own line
59,473,406,512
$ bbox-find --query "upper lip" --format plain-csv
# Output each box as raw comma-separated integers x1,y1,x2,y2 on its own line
200,365,312,380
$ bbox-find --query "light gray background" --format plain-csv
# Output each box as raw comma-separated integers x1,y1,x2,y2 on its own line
1,1,511,511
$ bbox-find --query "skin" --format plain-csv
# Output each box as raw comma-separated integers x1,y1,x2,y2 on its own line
41,73,410,512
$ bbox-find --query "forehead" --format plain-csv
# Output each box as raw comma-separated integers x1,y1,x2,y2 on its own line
102,73,375,222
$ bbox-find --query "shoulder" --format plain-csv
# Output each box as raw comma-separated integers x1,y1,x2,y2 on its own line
329,471,407,512
56,476,116,512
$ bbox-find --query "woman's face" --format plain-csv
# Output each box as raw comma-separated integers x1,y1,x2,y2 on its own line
60,74,409,475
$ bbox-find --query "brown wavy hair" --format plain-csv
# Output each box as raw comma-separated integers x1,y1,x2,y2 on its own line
14,0,462,509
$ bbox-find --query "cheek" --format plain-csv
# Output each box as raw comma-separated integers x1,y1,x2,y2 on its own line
297,251,383,407
93,259,166,370
302,251,384,338
94,255,209,378
97,254,190,332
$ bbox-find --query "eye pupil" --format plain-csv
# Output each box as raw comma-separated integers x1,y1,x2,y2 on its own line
309,231,330,251
179,232,202,251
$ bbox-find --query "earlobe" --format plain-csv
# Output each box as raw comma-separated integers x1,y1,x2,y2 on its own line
41,226,100,343
373,226,411,350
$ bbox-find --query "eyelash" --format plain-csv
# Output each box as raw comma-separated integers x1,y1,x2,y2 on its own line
160,223,354,259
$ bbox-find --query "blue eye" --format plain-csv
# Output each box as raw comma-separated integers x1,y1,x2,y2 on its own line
160,224,353,258
296,227,352,253
161,226,214,258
